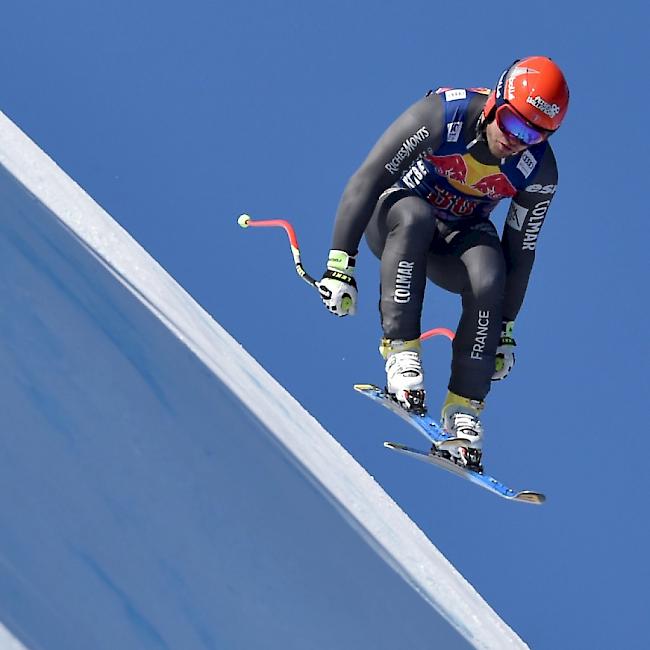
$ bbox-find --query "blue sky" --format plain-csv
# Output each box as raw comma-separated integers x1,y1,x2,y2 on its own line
2,1,649,647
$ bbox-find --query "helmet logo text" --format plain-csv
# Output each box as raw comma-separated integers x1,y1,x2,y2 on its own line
526,95,561,118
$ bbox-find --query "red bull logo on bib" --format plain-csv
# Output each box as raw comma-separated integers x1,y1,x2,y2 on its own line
426,154,517,200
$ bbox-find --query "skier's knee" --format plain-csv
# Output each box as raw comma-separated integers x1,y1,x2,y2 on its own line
388,197,436,237
472,266,505,302
465,252,505,302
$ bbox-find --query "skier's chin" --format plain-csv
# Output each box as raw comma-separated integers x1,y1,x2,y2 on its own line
492,140,519,158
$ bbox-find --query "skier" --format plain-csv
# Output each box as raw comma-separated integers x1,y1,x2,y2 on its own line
317,56,569,465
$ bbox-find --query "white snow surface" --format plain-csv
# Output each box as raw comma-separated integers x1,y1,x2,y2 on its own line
0,110,528,650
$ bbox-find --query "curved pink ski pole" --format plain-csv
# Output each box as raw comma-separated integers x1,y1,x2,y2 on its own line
238,213,456,342
420,327,455,342
238,214,317,287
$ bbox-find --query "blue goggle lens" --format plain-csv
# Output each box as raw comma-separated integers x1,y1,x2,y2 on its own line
496,105,548,146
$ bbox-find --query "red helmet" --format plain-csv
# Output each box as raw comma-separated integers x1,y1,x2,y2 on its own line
483,56,570,132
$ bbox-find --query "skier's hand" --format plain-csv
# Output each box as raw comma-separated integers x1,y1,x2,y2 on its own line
492,320,516,381
317,249,358,316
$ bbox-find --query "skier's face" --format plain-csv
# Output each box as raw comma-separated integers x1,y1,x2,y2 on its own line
485,118,529,158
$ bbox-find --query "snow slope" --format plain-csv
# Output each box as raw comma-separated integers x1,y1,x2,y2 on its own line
0,111,528,650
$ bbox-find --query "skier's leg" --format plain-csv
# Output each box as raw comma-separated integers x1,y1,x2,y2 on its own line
426,222,506,401
425,222,505,464
366,190,439,340
365,190,439,409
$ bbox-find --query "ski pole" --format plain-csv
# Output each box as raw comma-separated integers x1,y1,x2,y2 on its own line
420,327,455,342
238,213,455,342
237,213,317,287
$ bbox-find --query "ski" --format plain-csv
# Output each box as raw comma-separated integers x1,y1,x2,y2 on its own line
354,383,545,504
383,442,545,504
353,384,449,445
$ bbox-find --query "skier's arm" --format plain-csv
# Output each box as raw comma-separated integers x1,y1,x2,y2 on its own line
501,147,559,320
330,93,445,255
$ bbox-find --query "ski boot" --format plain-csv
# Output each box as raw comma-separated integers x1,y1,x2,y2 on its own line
380,338,426,413
439,390,485,470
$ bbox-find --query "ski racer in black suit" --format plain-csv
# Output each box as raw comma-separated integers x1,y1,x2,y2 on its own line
317,56,570,466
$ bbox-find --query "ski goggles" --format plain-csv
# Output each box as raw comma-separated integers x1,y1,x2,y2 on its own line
495,103,552,146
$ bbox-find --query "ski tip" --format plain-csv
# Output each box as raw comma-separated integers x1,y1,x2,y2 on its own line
514,491,546,505
354,383,380,392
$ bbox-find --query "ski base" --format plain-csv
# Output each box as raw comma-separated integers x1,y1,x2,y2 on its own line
354,383,545,504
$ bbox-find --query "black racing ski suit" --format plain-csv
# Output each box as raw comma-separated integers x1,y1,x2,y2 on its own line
329,90,558,401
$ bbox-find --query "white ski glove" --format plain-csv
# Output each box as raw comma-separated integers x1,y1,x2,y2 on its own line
317,249,358,317
492,320,516,381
